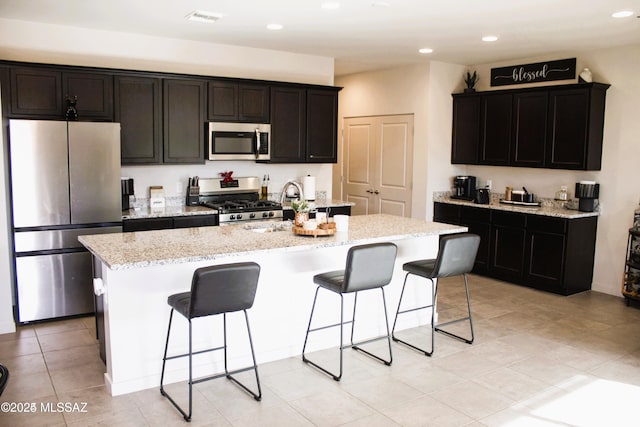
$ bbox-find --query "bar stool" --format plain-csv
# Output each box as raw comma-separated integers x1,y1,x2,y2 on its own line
160,262,261,422
302,242,397,381
392,233,480,356
0,364,8,396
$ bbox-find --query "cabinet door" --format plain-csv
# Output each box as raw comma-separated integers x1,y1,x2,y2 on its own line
238,83,269,122
208,80,237,121
10,67,62,117
479,93,512,165
163,79,206,164
512,91,547,167
63,72,113,120
451,95,480,164
460,206,491,274
115,76,162,164
547,88,590,169
490,212,526,281
525,230,566,291
306,88,338,163
269,86,306,162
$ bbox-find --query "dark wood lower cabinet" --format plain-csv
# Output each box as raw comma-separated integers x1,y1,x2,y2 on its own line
434,202,597,295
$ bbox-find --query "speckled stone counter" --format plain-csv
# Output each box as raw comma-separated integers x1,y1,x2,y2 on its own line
433,193,599,219
121,205,216,220
80,214,465,270
82,214,465,396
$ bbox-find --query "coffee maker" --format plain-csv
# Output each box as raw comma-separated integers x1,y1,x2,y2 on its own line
121,178,134,211
452,176,476,201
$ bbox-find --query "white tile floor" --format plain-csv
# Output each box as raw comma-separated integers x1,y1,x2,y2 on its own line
2,275,640,426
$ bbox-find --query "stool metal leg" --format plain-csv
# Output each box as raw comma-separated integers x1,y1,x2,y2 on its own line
302,287,345,380
302,286,393,381
223,311,262,401
351,288,393,366
392,273,436,356
160,309,194,421
434,273,474,344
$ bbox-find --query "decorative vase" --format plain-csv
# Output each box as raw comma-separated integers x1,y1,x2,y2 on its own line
294,211,308,227
579,68,593,83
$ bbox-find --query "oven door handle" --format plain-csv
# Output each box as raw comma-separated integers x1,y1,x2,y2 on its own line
255,129,261,159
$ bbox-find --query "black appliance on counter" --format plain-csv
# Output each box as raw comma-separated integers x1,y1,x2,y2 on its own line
452,175,477,201
198,176,283,224
475,188,490,204
575,181,600,212
121,178,134,211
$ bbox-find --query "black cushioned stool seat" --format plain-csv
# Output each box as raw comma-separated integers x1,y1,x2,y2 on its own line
302,242,397,381
160,262,262,422
392,233,480,356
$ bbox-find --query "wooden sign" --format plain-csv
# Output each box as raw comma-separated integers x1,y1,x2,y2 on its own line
491,58,576,87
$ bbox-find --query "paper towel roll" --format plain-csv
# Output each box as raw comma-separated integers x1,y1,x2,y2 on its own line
302,175,316,201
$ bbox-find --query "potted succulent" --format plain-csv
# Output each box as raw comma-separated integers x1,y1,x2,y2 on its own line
464,70,479,92
291,200,310,226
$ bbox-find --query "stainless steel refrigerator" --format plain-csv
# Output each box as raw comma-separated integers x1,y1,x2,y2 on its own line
8,119,122,323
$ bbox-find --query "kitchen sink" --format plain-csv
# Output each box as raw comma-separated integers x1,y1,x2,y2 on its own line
243,222,292,233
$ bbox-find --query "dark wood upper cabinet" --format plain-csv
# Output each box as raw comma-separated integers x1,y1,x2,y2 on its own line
306,88,338,163
547,85,608,170
451,95,480,164
208,80,269,122
479,93,512,165
10,67,62,117
62,72,113,120
163,78,206,164
451,82,609,170
115,76,162,165
9,67,113,120
512,91,548,167
269,86,306,162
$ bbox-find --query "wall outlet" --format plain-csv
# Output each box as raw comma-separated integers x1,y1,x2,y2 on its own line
176,181,183,195
486,179,492,190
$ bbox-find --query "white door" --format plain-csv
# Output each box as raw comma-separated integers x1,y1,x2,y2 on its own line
343,115,414,216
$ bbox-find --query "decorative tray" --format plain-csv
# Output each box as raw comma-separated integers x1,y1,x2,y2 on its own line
499,199,541,207
293,223,336,237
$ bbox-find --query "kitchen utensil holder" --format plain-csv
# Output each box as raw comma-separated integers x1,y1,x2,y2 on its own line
186,186,200,206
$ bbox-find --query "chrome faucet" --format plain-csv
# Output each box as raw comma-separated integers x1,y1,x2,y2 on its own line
280,180,304,204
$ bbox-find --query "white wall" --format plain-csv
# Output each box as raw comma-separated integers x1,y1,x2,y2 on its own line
0,19,336,333
335,62,466,220
465,45,640,296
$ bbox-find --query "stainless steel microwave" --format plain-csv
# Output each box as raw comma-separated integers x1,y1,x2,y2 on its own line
208,122,270,161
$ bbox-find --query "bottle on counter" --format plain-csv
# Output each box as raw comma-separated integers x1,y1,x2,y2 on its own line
261,174,268,200
505,186,512,201
555,186,568,201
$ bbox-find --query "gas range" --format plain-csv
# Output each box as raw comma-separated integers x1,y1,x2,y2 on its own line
197,176,283,224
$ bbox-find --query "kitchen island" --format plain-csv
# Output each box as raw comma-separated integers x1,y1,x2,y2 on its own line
80,214,466,396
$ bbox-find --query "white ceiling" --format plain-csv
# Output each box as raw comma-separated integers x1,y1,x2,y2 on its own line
0,0,638,76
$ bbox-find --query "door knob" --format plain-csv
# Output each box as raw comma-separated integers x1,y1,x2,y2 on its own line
374,190,379,194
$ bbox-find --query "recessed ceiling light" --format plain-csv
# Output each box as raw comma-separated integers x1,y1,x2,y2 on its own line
482,35,498,42
321,2,341,10
266,23,284,31
418,48,433,54
612,10,634,18
185,10,223,23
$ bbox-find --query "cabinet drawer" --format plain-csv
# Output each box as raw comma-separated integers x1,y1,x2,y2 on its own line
460,206,491,223
492,211,526,227
527,215,566,234
173,215,218,228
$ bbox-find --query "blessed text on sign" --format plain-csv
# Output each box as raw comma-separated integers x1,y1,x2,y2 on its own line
491,58,576,87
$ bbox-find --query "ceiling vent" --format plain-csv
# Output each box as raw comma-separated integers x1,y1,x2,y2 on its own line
185,10,223,23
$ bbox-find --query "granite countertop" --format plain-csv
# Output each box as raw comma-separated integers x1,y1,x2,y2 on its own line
434,193,599,219
80,214,466,270
122,205,216,220
123,199,354,220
